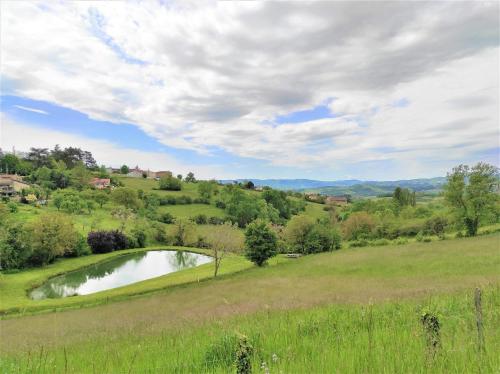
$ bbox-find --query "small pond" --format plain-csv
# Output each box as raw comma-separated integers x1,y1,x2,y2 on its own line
30,250,212,300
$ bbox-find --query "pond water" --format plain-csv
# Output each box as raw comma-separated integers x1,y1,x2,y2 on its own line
30,250,212,300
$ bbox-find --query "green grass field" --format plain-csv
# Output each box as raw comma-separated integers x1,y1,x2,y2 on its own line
1,234,498,372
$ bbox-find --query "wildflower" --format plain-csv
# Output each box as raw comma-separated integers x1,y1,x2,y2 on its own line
272,353,278,363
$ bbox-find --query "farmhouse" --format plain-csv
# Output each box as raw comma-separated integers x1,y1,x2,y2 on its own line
154,171,173,179
127,166,145,178
0,174,30,197
90,178,111,189
325,196,348,206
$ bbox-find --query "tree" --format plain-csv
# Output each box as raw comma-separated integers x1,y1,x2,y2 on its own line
172,218,194,246
70,162,91,190
27,147,50,168
111,207,135,232
197,181,216,200
443,163,499,236
244,220,278,266
91,190,109,208
185,172,196,183
158,175,182,191
205,222,242,277
177,174,183,180
0,154,20,174
120,165,130,174
27,213,79,265
112,187,141,209
262,189,291,219
342,212,375,240
284,215,315,252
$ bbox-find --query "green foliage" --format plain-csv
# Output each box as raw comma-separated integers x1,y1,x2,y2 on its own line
244,220,278,266
235,334,254,374
444,162,499,236
158,175,182,191
120,165,130,174
70,162,91,190
393,187,416,209
112,187,141,210
27,213,80,266
52,190,87,214
158,212,175,224
0,224,32,270
185,172,196,183
6,202,18,213
262,189,291,219
172,219,195,246
342,212,375,240
197,180,217,200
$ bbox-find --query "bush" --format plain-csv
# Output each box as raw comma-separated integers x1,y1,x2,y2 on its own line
342,212,375,240
349,239,369,248
131,228,147,248
215,200,226,209
0,225,32,270
159,175,182,191
7,202,18,213
67,234,91,257
208,216,225,225
192,214,208,225
244,220,278,266
372,238,390,246
193,198,210,204
87,230,129,253
159,212,175,224
424,216,448,238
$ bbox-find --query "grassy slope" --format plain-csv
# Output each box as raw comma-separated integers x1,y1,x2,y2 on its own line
0,247,255,315
1,235,498,357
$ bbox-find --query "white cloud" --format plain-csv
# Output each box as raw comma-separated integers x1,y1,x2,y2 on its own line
0,115,231,179
0,1,498,178
13,105,48,115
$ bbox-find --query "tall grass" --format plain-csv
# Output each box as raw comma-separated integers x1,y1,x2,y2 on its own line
1,287,498,373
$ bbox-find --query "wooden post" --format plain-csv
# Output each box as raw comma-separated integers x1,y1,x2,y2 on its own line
474,287,485,353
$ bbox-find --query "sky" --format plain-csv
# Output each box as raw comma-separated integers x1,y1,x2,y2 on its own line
0,1,499,180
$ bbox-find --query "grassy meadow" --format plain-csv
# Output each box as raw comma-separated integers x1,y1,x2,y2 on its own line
1,234,499,373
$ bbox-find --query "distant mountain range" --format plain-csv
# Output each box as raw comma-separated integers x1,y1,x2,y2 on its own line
220,177,447,197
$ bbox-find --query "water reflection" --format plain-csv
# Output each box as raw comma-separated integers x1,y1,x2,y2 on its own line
30,251,212,300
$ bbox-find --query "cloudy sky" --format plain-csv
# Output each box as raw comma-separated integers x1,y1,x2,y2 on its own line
1,1,498,180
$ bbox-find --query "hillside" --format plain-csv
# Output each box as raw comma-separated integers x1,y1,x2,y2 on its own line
1,235,498,372
222,177,446,196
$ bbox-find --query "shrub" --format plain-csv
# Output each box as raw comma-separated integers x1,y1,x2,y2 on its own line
424,215,448,238
131,228,147,248
0,225,32,270
208,216,225,225
159,212,175,224
192,214,208,225
244,220,278,266
398,220,425,237
372,238,390,246
193,198,210,204
67,234,91,257
342,212,375,240
159,175,182,191
7,202,18,213
215,200,226,209
87,230,128,253
349,239,369,248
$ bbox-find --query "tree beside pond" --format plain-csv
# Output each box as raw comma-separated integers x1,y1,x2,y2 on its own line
244,220,278,266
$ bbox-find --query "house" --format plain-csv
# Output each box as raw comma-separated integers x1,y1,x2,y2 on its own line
325,196,348,206
90,178,111,190
127,166,145,178
0,174,30,197
154,171,172,179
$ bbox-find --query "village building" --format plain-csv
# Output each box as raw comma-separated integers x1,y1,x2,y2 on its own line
0,174,30,198
325,196,348,206
127,166,145,178
90,178,111,189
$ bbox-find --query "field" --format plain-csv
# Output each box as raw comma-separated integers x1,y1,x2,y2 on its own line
1,234,499,372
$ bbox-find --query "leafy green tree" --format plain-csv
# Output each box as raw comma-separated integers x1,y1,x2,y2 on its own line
197,181,216,200
0,154,21,174
70,162,91,190
185,172,196,183
112,187,141,209
284,215,315,252
27,213,79,265
262,189,291,219
27,147,50,168
443,162,499,236
158,175,182,191
177,174,183,180
0,223,32,270
91,190,109,208
98,165,110,178
120,165,130,174
244,220,278,266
